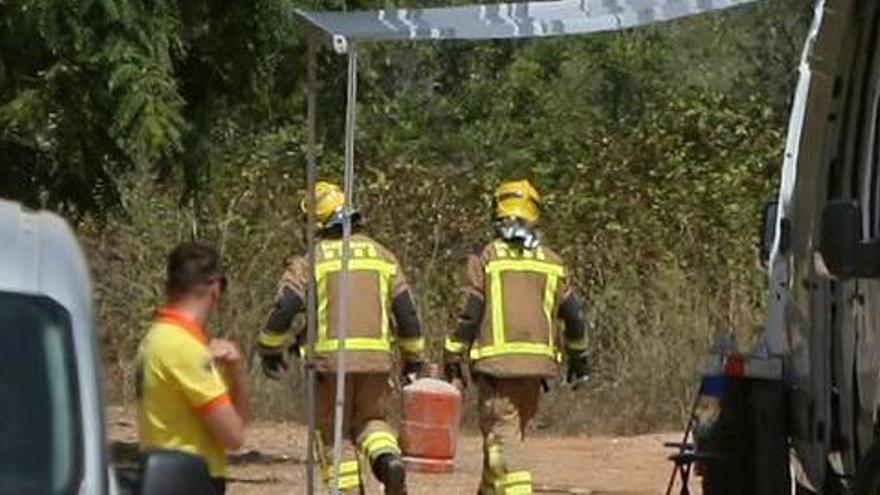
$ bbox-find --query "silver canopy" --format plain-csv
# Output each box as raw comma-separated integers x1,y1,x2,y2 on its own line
294,0,757,42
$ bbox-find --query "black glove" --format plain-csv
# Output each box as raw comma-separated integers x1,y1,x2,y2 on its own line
402,361,423,386
258,345,289,380
257,330,292,380
566,352,591,385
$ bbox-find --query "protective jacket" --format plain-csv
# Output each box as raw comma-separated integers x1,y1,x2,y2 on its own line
444,239,587,377
261,233,424,373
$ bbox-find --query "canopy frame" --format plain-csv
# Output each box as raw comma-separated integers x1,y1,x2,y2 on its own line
304,30,318,495
298,1,760,493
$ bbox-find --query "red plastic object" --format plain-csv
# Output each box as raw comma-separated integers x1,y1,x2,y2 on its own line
400,367,462,474
724,354,745,377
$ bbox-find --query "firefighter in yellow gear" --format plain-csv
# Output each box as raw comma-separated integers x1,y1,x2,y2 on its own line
444,179,590,495
257,181,424,495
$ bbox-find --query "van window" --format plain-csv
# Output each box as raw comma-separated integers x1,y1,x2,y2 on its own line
0,293,82,495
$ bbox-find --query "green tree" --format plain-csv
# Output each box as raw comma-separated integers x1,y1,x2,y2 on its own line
0,0,301,213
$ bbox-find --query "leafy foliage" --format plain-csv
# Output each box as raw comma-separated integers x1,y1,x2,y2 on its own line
1,0,810,212
0,0,300,210
5,0,813,429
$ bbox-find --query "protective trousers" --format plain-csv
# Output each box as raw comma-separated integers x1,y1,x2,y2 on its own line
477,374,542,495
315,372,401,493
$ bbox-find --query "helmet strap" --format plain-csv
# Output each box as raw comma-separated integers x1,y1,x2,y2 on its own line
321,208,362,236
496,218,540,249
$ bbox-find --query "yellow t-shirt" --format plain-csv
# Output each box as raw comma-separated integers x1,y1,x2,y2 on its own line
136,308,230,477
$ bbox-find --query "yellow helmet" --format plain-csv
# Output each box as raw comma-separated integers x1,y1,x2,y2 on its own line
301,181,350,229
493,179,541,224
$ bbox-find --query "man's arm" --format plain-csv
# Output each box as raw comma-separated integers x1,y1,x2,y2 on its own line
558,289,590,382
210,339,251,424
169,340,248,450
202,403,246,451
386,257,425,382
201,345,249,450
444,253,486,382
559,290,587,351
258,286,305,348
392,290,425,365
257,256,308,378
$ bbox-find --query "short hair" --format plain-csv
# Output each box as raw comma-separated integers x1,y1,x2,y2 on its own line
165,243,225,299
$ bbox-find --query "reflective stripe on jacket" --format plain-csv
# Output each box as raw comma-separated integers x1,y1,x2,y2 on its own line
261,233,424,373
314,239,397,354
470,241,565,362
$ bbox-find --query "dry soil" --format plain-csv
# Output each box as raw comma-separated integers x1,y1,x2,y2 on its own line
108,407,696,495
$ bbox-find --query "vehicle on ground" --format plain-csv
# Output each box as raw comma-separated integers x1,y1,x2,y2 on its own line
0,198,114,495
0,199,212,495
697,1,880,493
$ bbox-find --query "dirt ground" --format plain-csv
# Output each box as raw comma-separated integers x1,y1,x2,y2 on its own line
108,407,696,495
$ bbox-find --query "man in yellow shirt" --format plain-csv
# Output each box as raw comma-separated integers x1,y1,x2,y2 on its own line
137,243,250,494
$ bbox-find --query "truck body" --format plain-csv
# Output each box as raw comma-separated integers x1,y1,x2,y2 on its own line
701,0,880,492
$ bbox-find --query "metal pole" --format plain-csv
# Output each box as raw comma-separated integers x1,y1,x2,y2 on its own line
330,40,357,495
304,31,319,495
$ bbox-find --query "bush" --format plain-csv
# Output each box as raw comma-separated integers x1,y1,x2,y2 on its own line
72,4,810,433
84,150,767,434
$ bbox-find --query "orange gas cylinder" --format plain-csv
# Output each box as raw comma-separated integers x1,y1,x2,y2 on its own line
400,365,462,473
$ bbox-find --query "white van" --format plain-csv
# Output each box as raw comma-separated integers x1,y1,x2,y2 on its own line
697,1,880,493
0,200,214,495
767,0,880,492
0,199,114,494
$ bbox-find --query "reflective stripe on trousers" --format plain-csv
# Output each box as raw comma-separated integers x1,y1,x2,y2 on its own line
481,470,534,495
323,459,362,492
316,436,363,493
360,430,400,461
500,470,533,494
478,376,541,495
315,373,397,491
